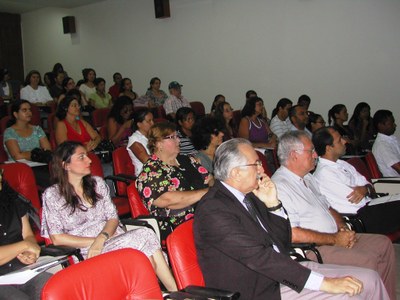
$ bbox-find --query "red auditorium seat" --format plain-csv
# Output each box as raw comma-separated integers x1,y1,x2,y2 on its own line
41,249,163,300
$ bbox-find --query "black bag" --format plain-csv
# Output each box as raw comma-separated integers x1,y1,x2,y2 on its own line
94,140,115,163
31,148,53,164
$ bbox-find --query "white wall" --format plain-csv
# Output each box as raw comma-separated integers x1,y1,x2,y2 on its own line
21,0,400,131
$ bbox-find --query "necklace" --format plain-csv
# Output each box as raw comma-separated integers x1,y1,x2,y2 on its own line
250,117,262,129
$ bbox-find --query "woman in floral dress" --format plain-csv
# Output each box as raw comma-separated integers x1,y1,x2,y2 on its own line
136,122,210,228
41,141,177,291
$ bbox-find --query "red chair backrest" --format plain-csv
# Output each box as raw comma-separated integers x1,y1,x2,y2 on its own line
190,101,206,118
346,157,372,183
256,150,273,177
166,219,205,290
88,152,104,177
112,147,135,196
365,152,382,179
41,249,163,300
92,108,111,129
47,112,57,134
157,105,167,119
127,181,150,218
49,131,57,151
0,115,10,133
0,162,41,210
1,162,43,243
29,103,41,126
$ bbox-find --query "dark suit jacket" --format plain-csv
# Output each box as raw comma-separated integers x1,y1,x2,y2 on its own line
194,180,311,300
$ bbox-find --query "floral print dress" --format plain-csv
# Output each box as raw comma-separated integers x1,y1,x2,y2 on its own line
136,154,209,228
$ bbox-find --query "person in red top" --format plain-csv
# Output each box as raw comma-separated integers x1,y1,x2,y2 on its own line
108,72,122,102
55,94,101,151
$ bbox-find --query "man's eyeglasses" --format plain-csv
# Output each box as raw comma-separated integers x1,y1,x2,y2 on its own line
295,148,316,154
163,134,179,140
237,160,262,168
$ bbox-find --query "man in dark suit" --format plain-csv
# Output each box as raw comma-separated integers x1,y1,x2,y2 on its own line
193,138,388,300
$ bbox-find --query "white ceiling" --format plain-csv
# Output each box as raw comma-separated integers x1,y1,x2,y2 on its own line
0,0,106,14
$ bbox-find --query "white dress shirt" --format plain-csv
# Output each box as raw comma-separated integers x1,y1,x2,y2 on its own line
20,85,53,103
372,133,400,177
272,166,338,233
314,158,370,214
270,115,291,139
289,124,312,138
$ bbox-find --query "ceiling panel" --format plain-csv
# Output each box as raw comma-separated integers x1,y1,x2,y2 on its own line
0,0,106,14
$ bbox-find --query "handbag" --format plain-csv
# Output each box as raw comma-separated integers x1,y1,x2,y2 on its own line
94,140,115,163
31,148,53,164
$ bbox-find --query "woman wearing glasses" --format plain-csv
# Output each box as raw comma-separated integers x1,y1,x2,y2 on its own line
55,94,101,152
306,112,326,134
136,122,210,228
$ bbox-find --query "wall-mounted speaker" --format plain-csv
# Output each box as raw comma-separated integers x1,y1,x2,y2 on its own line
154,0,170,19
62,16,76,34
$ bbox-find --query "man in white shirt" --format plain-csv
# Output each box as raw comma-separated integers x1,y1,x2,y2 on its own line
194,138,387,299
312,127,400,234
163,81,190,121
270,98,293,139
288,105,312,137
271,131,396,299
372,110,400,177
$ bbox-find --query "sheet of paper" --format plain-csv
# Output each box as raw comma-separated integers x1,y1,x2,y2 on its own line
0,256,67,285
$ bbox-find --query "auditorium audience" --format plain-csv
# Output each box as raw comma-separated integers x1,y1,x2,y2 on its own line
49,71,65,100
194,138,388,300
145,77,168,107
210,94,225,116
163,81,191,121
289,105,312,136
89,77,112,109
238,96,276,148
43,72,55,90
52,62,67,77
119,78,138,101
0,68,13,101
270,98,293,139
192,116,224,174
20,70,53,105
126,109,154,177
214,101,237,141
307,112,326,133
297,94,311,111
41,141,177,291
176,107,197,155
372,109,400,177
107,96,133,147
108,72,122,102
55,94,101,151
313,126,400,234
348,102,375,151
136,122,210,228
271,131,396,299
328,104,358,154
3,100,51,161
78,68,96,100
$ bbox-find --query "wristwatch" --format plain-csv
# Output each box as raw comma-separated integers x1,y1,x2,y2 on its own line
100,231,110,240
365,184,373,198
266,200,283,211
